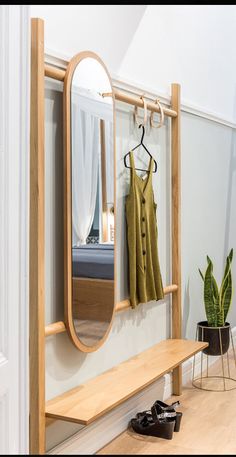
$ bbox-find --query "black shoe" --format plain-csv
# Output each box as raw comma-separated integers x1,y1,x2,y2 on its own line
131,410,175,440
136,400,182,432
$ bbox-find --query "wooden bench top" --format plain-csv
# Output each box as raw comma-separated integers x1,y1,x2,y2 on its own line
46,338,208,425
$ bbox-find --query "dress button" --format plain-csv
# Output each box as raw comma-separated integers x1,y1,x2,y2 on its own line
142,233,145,237
142,217,145,222
142,198,145,204
143,250,146,255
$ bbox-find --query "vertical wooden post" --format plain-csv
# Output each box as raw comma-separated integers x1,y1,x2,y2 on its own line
29,18,45,454
171,83,182,395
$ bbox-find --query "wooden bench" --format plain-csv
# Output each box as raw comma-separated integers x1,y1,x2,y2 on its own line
46,338,208,425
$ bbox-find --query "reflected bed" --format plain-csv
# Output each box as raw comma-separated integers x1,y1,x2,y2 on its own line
72,244,114,323
72,244,114,280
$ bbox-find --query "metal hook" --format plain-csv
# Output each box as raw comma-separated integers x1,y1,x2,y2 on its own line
139,124,145,143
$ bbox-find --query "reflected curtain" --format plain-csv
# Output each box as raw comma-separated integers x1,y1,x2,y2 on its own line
105,121,114,204
72,93,99,246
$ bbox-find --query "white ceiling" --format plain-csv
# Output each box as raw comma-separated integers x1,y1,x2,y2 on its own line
30,5,147,73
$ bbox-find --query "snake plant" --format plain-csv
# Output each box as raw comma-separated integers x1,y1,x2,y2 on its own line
199,249,233,327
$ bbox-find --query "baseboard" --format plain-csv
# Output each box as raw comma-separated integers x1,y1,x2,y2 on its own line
48,328,236,455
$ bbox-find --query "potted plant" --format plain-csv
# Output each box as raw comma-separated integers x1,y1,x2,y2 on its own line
198,249,233,356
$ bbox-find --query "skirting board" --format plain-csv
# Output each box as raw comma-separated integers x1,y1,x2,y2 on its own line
47,327,236,455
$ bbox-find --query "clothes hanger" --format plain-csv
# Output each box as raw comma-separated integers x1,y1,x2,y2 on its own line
124,124,158,173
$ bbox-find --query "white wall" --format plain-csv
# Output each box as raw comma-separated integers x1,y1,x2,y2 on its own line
31,5,236,451
181,114,236,339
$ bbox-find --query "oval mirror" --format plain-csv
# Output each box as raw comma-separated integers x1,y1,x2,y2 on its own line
64,52,116,352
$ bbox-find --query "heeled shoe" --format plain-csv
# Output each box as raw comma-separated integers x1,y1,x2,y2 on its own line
131,409,175,440
136,400,182,432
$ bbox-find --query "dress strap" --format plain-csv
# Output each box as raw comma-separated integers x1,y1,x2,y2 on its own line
129,150,135,169
146,157,154,187
129,150,135,185
149,157,154,174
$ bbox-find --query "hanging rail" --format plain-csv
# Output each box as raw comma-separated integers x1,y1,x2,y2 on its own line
45,284,178,337
44,64,177,118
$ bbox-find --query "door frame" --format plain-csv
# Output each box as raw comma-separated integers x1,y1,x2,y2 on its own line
0,5,30,454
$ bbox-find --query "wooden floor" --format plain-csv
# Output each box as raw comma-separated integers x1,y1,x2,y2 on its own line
98,353,236,455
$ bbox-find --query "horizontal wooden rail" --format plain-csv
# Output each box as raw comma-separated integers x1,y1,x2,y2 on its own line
114,89,177,118
45,64,65,81
45,321,66,337
44,64,177,118
45,284,178,337
116,284,178,312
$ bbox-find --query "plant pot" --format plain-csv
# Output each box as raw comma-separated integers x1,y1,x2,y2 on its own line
197,321,230,356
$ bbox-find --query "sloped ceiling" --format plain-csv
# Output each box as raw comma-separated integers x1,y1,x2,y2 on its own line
30,5,147,73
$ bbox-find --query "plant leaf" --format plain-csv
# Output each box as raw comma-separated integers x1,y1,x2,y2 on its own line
207,255,212,265
222,270,232,323
228,248,233,263
204,260,217,326
199,268,204,281
222,249,233,282
220,257,231,309
211,274,219,301
211,273,222,326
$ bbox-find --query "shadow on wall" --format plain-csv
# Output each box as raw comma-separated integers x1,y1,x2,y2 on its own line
223,89,236,259
112,296,170,336
223,88,236,326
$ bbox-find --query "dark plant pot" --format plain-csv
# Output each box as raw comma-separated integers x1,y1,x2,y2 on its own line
197,321,230,356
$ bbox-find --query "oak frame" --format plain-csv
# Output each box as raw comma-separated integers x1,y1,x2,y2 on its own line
63,51,117,352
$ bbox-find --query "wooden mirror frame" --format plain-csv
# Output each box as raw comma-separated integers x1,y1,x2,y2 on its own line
63,51,116,352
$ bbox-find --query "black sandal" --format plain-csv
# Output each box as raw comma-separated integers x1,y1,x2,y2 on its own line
136,400,182,432
131,406,175,440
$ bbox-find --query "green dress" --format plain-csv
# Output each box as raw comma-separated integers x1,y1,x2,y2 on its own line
125,151,164,307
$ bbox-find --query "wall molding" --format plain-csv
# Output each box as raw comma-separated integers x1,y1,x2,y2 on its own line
18,6,30,454
44,49,236,129
48,327,236,455
0,5,30,454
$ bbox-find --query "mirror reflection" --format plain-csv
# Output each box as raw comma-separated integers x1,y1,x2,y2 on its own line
71,57,115,348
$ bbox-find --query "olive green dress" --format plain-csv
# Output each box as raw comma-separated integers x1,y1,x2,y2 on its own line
125,151,164,308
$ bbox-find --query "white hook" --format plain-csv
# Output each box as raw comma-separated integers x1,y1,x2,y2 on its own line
134,95,147,127
150,99,164,129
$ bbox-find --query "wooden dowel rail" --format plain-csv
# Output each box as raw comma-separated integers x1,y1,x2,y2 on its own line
44,64,177,118
45,321,66,337
114,89,177,118
115,89,177,117
45,64,65,81
45,284,178,337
